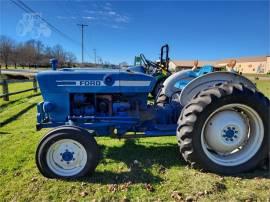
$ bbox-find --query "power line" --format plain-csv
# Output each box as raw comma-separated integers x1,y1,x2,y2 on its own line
10,0,80,46
54,0,94,63
77,24,88,64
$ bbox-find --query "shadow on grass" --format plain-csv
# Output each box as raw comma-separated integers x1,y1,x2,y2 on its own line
234,158,270,179
0,131,11,135
66,139,270,184
69,139,185,184
0,93,40,110
0,103,36,127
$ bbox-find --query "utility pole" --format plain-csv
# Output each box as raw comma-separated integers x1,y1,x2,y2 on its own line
77,24,88,64
93,49,96,65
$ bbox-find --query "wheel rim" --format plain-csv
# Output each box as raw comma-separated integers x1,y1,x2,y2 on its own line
201,104,264,166
46,139,87,177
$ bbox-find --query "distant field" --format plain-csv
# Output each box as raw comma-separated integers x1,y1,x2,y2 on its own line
0,79,269,201
243,73,270,77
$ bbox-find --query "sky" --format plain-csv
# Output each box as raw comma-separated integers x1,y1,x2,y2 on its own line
0,0,269,64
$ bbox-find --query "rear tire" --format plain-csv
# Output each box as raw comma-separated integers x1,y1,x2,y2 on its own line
36,126,100,178
151,80,164,98
177,83,269,174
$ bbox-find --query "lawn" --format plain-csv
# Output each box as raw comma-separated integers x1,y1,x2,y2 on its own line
0,79,269,201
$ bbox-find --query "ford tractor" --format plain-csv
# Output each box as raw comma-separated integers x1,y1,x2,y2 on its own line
36,60,269,178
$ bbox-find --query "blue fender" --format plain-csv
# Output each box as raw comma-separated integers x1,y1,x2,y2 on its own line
179,71,256,106
160,70,196,97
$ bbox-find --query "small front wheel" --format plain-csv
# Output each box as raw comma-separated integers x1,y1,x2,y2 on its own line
36,126,100,178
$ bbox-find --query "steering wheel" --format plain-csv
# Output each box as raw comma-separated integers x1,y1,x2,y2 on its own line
140,54,161,75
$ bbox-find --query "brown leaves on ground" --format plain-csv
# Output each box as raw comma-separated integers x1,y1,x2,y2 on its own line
212,182,227,192
171,191,183,201
79,191,88,197
120,196,130,202
108,184,118,193
31,177,38,182
171,189,214,202
14,172,21,177
121,181,132,190
158,165,166,174
144,183,155,192
195,190,212,198
185,196,194,202
108,181,132,193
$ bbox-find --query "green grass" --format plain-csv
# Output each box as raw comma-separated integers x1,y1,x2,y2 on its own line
243,73,270,78
0,80,269,202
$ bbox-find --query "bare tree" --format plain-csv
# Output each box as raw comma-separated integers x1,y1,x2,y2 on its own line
65,51,77,67
0,35,79,68
52,44,66,67
10,44,20,68
22,40,36,67
0,36,14,68
33,40,44,68
42,46,53,66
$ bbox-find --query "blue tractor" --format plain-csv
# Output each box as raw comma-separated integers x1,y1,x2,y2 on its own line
36,60,269,178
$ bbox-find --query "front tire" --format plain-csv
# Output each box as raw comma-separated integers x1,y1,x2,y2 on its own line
177,83,269,174
36,126,100,178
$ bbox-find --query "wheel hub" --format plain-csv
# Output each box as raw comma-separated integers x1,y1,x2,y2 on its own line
61,150,75,163
46,139,87,176
222,125,239,143
205,110,248,153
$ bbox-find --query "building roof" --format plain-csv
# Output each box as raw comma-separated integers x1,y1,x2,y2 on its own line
216,56,267,64
171,56,268,67
170,60,215,67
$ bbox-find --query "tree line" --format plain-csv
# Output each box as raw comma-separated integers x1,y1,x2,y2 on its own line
0,35,77,69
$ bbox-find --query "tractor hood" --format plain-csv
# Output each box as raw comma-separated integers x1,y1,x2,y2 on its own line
37,68,156,94
127,65,146,73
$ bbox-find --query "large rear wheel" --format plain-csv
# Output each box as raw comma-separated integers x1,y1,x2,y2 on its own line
177,83,269,174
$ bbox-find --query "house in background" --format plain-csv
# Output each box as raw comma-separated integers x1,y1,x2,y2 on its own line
216,56,270,74
169,56,270,74
169,60,215,72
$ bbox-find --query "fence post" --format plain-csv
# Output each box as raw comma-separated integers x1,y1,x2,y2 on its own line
2,79,9,101
33,77,38,92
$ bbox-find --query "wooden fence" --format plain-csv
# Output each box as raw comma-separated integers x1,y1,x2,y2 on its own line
0,78,38,101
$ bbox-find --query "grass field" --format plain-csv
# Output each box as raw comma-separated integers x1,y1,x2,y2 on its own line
0,79,269,201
